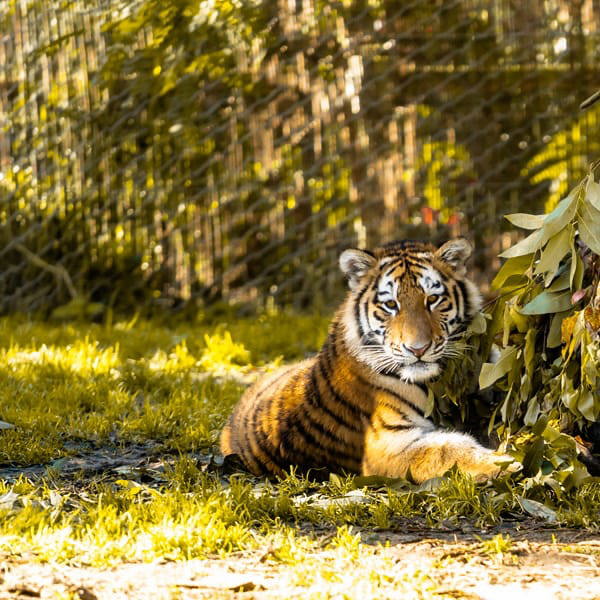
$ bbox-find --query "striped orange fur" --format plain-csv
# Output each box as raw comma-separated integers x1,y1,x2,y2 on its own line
220,239,515,482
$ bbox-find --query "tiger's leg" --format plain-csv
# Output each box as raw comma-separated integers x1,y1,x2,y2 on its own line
362,427,515,483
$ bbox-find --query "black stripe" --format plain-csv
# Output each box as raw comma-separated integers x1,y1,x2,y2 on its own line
355,283,370,340
376,398,412,420
309,368,363,433
380,257,404,272
373,310,386,322
329,326,343,357
389,392,425,418
329,321,343,359
450,282,463,319
394,435,421,455
243,367,299,475
404,258,427,270
321,337,336,362
297,409,360,462
414,382,428,395
456,279,470,318
293,417,360,469
320,352,370,421
249,397,278,472
240,409,266,475
380,367,403,379
253,399,290,473
361,335,380,347
380,421,413,431
287,420,354,471
393,437,421,454
366,377,426,418
255,367,295,401
353,370,426,416
255,428,289,473
281,422,319,466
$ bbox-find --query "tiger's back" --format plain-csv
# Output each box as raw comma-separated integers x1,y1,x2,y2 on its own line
220,330,373,476
221,239,516,482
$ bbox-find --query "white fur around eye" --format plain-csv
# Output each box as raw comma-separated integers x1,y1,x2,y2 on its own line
419,270,445,295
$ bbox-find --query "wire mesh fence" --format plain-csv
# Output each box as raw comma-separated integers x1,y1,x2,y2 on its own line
1,0,599,314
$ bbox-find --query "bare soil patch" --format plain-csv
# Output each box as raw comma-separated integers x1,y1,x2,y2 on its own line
1,528,598,600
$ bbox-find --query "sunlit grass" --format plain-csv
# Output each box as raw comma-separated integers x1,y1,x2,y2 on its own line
0,313,329,464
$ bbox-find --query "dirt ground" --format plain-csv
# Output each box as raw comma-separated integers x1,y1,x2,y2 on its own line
1,447,599,599
1,528,599,600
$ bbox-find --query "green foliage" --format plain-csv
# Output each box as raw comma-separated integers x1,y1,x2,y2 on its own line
433,162,600,494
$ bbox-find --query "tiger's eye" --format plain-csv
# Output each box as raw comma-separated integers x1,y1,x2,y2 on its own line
384,300,397,310
426,295,438,305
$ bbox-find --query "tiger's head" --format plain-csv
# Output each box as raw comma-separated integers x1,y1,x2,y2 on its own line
339,239,481,383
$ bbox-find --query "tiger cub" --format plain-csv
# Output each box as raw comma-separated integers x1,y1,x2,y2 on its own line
220,238,513,483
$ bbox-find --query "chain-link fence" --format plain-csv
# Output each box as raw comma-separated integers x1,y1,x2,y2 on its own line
1,0,599,314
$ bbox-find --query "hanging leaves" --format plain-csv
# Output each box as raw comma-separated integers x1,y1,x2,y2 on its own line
534,226,572,285
578,201,600,255
520,290,572,315
489,165,600,478
505,213,546,229
435,162,600,497
479,346,518,389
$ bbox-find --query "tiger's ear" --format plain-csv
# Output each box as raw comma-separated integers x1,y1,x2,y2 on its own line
435,238,472,274
339,249,377,290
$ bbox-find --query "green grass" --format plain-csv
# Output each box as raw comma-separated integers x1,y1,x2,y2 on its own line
0,313,329,463
0,313,598,572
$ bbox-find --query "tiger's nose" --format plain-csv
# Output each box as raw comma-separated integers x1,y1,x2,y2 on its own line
405,342,431,358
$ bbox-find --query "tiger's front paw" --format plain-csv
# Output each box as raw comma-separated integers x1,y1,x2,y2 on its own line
497,455,523,474
471,453,522,482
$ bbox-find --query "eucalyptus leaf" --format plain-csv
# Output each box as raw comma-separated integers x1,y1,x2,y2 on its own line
586,178,600,211
547,267,571,292
505,212,545,229
468,312,488,334
491,253,533,289
520,290,572,315
578,201,600,255
524,397,540,426
532,415,549,436
523,437,545,476
498,274,529,291
499,229,543,258
518,497,557,522
534,226,572,285
570,235,584,289
577,389,597,422
547,310,570,348
524,328,536,376
479,345,518,389
540,190,579,243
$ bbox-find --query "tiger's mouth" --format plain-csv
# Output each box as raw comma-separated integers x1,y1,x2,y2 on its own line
398,361,440,382
377,357,440,382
